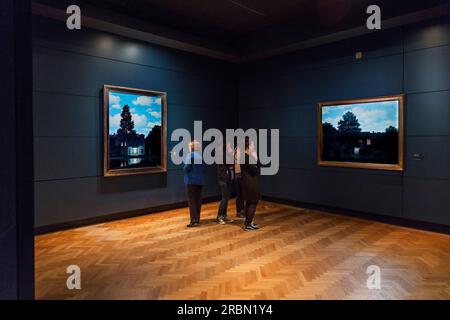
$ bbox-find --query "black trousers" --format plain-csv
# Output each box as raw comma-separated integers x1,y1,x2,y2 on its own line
217,181,231,219
235,176,245,214
186,184,203,223
245,201,258,226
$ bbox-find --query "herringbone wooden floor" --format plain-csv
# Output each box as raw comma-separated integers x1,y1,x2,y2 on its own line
35,201,450,300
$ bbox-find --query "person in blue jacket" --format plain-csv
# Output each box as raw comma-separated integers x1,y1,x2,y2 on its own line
184,140,205,227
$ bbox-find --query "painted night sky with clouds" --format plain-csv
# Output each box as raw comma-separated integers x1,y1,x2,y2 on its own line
322,100,399,133
109,91,162,136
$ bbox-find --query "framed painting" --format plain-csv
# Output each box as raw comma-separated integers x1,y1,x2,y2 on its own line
103,85,167,177
317,95,404,171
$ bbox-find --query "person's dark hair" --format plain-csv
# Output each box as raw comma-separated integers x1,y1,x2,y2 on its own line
222,142,227,164
245,137,251,151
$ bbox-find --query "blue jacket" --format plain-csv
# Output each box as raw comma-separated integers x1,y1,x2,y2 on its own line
184,151,206,186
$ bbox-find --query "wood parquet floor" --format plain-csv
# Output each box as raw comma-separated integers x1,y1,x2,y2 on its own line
35,201,450,300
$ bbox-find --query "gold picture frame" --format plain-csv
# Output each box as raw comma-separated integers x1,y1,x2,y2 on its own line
103,85,167,177
317,94,404,171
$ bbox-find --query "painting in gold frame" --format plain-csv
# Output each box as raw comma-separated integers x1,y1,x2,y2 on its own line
103,85,167,177
317,95,404,171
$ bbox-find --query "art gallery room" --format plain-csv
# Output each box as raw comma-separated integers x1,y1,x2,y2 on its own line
2,0,450,302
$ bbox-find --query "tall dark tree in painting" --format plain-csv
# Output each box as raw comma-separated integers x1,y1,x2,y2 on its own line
336,111,362,159
338,112,361,135
318,96,404,171
117,105,136,135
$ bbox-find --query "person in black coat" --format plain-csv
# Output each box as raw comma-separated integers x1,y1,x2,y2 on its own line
234,145,245,219
240,139,261,231
216,142,235,224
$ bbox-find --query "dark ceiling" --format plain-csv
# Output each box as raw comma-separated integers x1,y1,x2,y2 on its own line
35,0,450,61
87,0,319,35
79,0,450,40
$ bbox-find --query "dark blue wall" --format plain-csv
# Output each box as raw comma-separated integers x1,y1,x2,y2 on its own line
33,17,237,227
239,17,450,225
0,0,18,299
1,0,34,299
33,15,449,229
